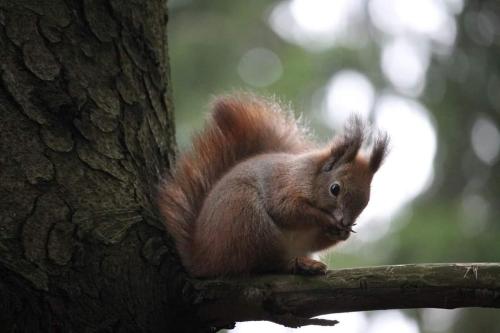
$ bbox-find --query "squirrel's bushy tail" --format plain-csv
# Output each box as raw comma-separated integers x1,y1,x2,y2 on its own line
158,94,313,265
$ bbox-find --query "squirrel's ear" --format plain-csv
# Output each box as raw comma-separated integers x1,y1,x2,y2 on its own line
323,116,365,171
369,131,389,173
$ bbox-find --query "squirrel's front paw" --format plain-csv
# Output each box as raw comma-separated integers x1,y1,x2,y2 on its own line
290,256,327,275
325,225,351,241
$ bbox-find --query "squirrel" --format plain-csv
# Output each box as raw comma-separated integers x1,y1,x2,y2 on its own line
158,94,388,278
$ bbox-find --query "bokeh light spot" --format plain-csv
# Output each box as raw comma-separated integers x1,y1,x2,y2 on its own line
324,70,375,128
367,310,419,333
290,0,362,35
269,0,365,50
470,116,500,165
238,48,283,87
355,95,437,242
369,0,451,39
460,193,490,235
381,38,429,95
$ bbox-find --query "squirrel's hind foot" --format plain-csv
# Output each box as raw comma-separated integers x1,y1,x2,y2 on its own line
289,256,327,275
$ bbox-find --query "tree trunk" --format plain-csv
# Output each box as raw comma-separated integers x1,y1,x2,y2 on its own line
0,0,199,331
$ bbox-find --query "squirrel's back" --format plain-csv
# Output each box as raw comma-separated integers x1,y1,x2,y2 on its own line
158,94,313,266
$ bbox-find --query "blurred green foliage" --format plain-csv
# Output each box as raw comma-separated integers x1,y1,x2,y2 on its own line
168,0,500,332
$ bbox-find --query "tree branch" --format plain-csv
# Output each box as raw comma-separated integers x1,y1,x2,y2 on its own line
190,263,500,329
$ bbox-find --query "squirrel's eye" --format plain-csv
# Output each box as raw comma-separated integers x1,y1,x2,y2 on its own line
329,182,341,197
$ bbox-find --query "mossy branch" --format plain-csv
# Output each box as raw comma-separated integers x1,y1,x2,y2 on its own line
190,263,500,329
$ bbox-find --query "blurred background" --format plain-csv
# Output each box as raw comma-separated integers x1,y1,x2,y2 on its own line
168,0,500,332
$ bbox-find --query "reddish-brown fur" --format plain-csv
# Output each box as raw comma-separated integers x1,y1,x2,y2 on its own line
158,94,388,277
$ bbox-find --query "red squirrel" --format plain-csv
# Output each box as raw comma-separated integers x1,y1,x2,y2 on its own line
158,94,388,277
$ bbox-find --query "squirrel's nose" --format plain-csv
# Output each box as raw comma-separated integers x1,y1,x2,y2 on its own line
338,217,345,226
333,209,345,225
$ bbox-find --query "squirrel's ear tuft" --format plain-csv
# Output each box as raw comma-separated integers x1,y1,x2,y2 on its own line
341,116,365,163
324,116,365,171
369,131,389,173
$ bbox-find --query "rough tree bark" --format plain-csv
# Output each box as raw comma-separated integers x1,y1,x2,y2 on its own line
0,0,201,331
